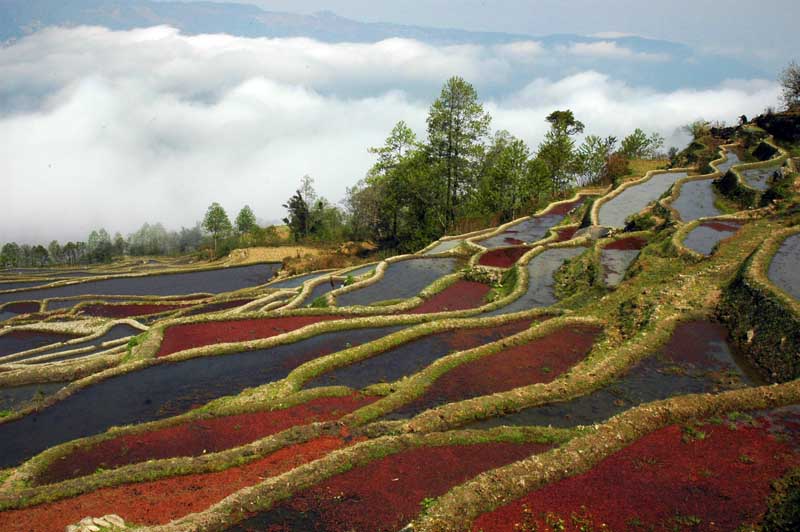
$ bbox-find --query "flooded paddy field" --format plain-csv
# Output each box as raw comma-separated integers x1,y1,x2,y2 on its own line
683,220,742,256
485,247,586,316
767,232,800,300
0,263,281,306
598,172,687,227
335,258,460,306
600,237,647,287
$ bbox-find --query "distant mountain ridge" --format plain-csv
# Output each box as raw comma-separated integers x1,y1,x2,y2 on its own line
0,0,767,89
0,0,693,52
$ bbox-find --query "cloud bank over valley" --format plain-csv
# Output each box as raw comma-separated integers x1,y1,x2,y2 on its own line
0,26,781,243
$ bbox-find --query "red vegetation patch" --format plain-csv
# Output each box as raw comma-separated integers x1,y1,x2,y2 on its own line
238,442,550,531
604,236,647,251
400,325,601,414
0,437,346,532
473,416,800,531
3,302,40,314
38,394,376,485
554,227,579,242
703,220,743,233
79,303,190,318
157,315,345,357
409,281,491,314
478,246,532,268
546,198,584,215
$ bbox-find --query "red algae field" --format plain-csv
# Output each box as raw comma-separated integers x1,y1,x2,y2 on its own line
0,437,347,532
409,280,491,313
229,441,551,532
473,410,800,531
157,315,345,356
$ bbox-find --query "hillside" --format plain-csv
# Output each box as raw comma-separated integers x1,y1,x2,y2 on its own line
0,110,798,531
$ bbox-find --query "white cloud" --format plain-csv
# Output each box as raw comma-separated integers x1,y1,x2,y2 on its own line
557,41,670,62
589,32,644,39
0,26,781,243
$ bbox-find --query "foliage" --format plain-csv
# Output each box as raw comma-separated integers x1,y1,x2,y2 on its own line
620,128,665,159
779,60,800,111
284,176,348,244
577,135,618,186
537,110,585,194
202,202,233,256
235,205,257,234
761,468,800,531
426,76,492,228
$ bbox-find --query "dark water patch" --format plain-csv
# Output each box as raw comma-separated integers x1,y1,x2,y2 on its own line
0,325,403,467
0,281,54,292
0,330,82,358
480,215,563,249
0,382,66,411
0,263,281,306
0,312,14,322
485,247,586,316
306,319,532,390
716,151,741,174
683,221,742,256
336,258,460,307
19,324,142,364
470,321,756,429
423,240,463,255
672,178,722,222
767,233,800,300
598,172,687,227
740,166,780,191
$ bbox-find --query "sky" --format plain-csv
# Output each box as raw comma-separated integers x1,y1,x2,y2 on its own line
210,0,799,72
1,2,794,243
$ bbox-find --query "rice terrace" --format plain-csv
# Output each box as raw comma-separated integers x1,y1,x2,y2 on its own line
1,2,800,531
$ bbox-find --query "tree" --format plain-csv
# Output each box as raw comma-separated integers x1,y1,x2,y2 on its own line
683,120,710,140
476,131,532,221
365,122,421,244
31,245,49,267
202,202,232,256
283,178,313,242
235,205,257,234
621,129,664,159
779,60,800,110
1,242,20,268
577,135,617,186
426,76,491,228
536,110,585,194
112,232,126,256
48,241,62,264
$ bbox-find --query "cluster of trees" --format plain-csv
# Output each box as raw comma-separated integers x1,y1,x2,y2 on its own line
0,204,265,268
284,77,666,252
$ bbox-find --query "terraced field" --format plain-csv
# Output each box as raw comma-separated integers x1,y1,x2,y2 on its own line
0,138,798,532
